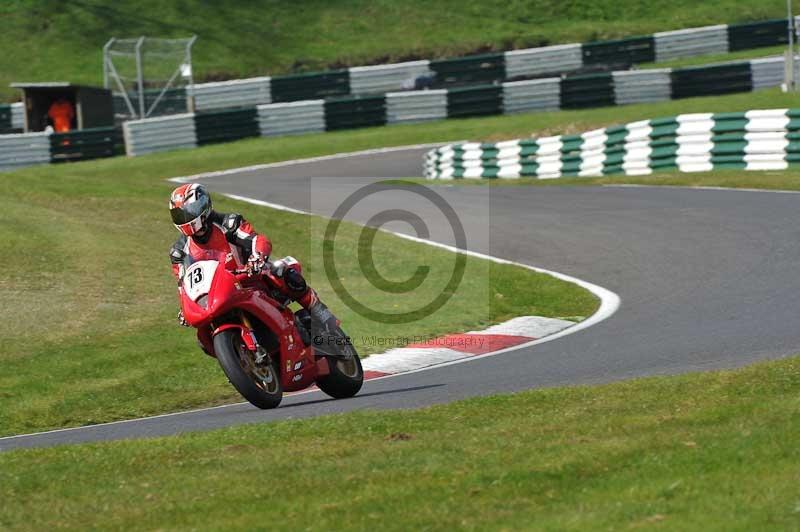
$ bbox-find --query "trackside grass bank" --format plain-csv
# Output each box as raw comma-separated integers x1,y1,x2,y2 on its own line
2,87,794,437
2,355,799,530
0,0,787,101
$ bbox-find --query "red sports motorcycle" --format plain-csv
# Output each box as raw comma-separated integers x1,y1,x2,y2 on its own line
178,250,363,409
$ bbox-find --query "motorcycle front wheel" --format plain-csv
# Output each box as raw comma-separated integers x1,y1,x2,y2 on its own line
214,329,282,409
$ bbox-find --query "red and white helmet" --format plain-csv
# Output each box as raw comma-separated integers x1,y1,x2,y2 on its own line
169,183,212,236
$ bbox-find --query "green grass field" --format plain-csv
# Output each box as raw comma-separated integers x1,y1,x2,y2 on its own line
2,354,798,530
0,0,788,101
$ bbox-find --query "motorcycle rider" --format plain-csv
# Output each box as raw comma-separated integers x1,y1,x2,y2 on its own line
168,183,336,330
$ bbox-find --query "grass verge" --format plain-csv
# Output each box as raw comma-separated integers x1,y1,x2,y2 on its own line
0,1,787,101
1,354,799,530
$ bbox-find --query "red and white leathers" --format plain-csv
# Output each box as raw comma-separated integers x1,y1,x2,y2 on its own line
169,210,319,310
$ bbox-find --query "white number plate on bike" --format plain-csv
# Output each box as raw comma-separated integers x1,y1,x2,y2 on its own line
183,261,217,301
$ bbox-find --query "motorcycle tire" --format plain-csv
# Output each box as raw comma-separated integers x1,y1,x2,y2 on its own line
214,329,282,409
316,328,364,399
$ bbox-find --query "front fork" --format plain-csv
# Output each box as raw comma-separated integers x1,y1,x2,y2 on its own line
239,311,270,365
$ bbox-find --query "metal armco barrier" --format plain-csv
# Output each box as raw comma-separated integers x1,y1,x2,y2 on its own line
424,109,800,179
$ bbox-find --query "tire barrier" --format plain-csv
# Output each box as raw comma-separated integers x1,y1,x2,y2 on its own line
256,100,325,137
0,53,795,169
190,77,272,111
385,90,448,124
0,103,24,134
0,104,13,134
121,54,794,160
0,132,51,171
123,114,197,156
183,18,795,111
0,126,123,171
423,109,800,179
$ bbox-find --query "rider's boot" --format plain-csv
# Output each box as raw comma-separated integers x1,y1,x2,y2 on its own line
308,300,338,332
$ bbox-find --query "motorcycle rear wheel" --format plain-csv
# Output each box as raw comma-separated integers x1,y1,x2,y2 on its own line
315,328,364,399
214,329,283,409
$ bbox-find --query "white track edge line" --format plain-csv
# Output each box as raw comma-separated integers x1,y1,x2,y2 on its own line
604,184,800,194
0,149,619,445
169,142,455,183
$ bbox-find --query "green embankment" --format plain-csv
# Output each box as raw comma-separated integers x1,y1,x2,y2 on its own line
0,0,788,101
2,355,799,530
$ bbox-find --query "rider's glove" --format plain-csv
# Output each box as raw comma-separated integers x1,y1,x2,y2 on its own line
247,253,267,275
178,310,189,327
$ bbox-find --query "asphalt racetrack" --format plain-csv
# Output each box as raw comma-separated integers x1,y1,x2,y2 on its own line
4,145,800,451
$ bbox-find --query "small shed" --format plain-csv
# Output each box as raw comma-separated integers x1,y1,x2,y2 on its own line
10,82,114,133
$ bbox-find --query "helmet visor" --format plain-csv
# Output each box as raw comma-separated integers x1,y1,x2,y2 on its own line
170,196,209,225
